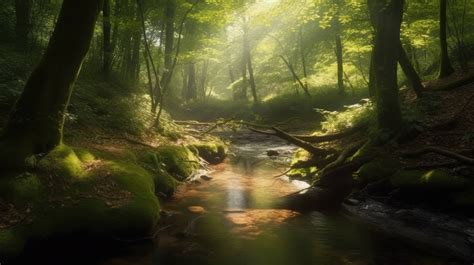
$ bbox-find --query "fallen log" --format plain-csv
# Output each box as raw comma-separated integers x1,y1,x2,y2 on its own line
401,146,474,165
248,126,336,157
293,125,365,143
431,73,474,91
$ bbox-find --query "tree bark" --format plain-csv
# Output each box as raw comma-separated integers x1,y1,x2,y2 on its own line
398,41,423,97
200,60,209,98
298,28,310,95
438,0,454,78
2,0,102,165
368,45,376,98
186,63,197,101
335,34,344,95
103,0,112,77
161,0,176,89
15,0,32,50
369,0,404,134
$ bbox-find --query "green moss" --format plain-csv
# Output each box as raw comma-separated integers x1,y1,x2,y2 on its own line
391,169,469,190
287,167,317,180
189,139,227,164
38,144,84,179
354,157,401,184
0,145,161,259
287,149,316,179
73,147,95,163
292,149,311,164
153,145,200,181
0,229,25,258
138,152,180,197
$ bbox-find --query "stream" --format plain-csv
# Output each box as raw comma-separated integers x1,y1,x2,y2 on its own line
18,130,468,265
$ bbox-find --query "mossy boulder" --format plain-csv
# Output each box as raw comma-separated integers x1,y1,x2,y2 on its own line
354,157,401,184
391,169,469,191
0,145,161,259
189,139,227,164
138,151,180,197
287,149,316,179
38,144,86,179
152,145,200,181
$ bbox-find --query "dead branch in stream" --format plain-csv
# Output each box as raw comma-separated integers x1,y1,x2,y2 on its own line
401,146,474,165
293,125,367,143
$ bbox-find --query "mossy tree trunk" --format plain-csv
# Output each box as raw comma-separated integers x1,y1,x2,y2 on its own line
438,0,454,78
368,0,404,134
14,0,32,50
1,0,102,165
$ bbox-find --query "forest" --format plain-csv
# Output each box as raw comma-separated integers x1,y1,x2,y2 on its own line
0,0,473,264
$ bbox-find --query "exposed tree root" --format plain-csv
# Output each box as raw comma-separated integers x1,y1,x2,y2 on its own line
318,141,365,176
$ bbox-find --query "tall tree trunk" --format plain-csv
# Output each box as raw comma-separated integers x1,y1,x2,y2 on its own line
369,0,404,134
181,67,188,100
333,0,344,95
131,25,141,83
111,0,121,63
228,65,235,84
237,47,248,101
186,63,197,101
15,0,32,50
1,0,102,165
243,23,257,104
368,37,376,98
103,0,112,77
398,41,423,97
161,0,175,88
335,34,344,95
438,0,454,78
200,60,209,98
298,28,309,94
138,0,161,112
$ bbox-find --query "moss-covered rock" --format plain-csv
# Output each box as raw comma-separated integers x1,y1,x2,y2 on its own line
287,149,316,180
189,139,227,164
391,169,469,191
38,145,85,179
0,145,161,259
152,145,200,181
354,157,401,184
138,151,180,197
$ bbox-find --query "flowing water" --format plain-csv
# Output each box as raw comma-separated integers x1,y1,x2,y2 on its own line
16,131,466,265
